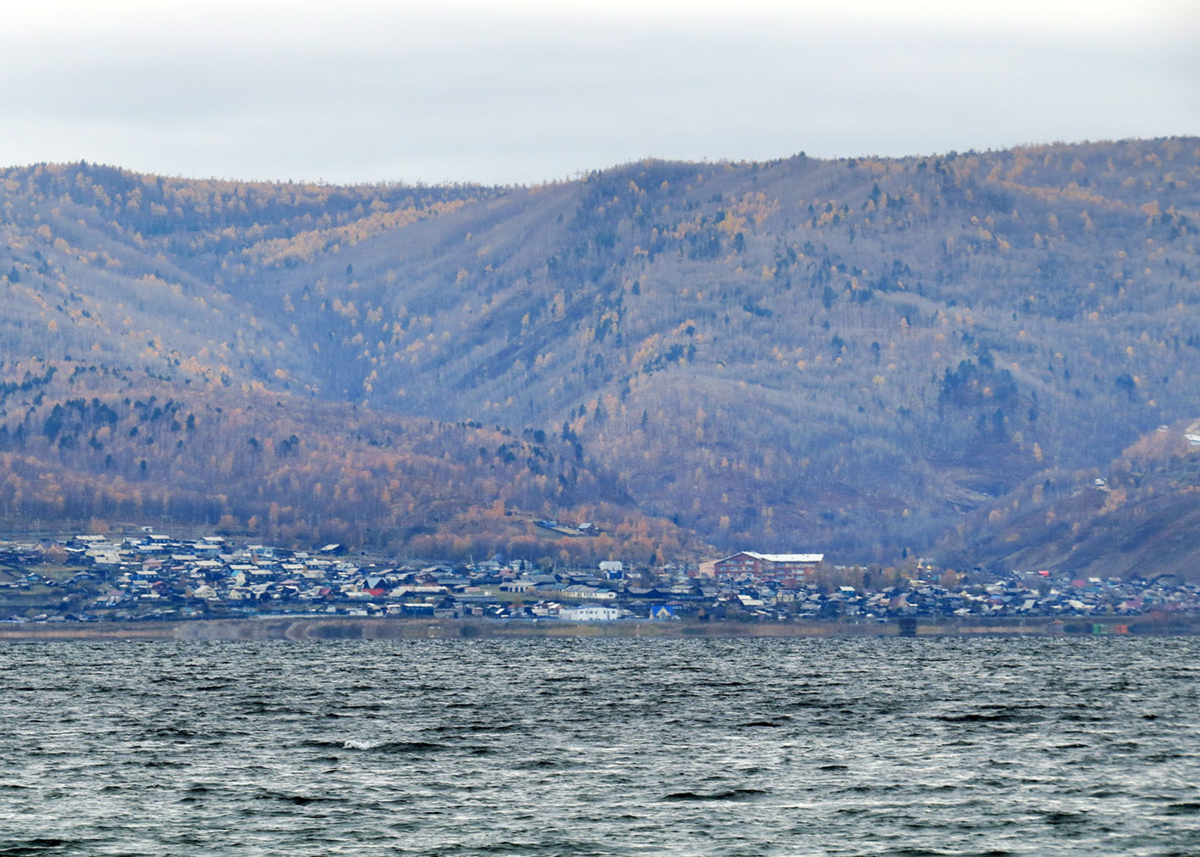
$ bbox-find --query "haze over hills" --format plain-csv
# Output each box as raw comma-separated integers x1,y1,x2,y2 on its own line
2,138,1199,571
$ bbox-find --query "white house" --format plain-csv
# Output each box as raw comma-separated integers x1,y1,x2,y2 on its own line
559,605,621,622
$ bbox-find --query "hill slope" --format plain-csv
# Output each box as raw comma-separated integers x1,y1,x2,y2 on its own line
945,421,1200,580
2,139,1199,562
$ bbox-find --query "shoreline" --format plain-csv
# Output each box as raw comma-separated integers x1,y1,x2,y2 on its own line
1,614,1198,641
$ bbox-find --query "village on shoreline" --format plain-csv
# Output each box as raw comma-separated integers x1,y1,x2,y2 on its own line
2,529,1199,633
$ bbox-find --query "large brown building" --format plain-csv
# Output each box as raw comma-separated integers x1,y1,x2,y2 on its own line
713,551,824,577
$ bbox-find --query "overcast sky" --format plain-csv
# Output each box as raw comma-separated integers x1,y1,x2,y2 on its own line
2,0,1197,186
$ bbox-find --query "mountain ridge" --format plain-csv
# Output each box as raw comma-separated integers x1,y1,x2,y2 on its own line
2,137,1199,569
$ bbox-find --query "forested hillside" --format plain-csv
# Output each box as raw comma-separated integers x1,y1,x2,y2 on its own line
946,420,1200,580
2,138,1199,567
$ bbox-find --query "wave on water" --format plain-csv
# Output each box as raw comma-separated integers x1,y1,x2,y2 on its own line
662,788,769,802
0,838,80,856
302,737,446,753
252,789,345,806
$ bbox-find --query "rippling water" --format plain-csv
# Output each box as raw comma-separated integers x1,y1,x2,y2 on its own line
2,637,1199,855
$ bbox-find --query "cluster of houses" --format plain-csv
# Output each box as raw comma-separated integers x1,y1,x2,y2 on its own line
1,536,1199,624
790,570,1200,620
701,552,1200,620
0,532,672,623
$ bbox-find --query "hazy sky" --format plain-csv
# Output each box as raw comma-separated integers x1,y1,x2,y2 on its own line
2,0,1197,185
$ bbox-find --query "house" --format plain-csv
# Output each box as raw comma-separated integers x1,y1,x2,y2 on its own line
560,584,599,599
559,605,621,622
648,604,677,620
713,552,824,577
361,576,390,597
599,560,624,578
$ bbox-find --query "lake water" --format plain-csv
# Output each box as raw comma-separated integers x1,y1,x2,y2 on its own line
2,636,1199,856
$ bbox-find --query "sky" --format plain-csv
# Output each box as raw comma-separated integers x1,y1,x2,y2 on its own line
1,0,1197,186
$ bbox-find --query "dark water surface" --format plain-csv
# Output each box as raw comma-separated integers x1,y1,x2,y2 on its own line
2,637,1199,856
